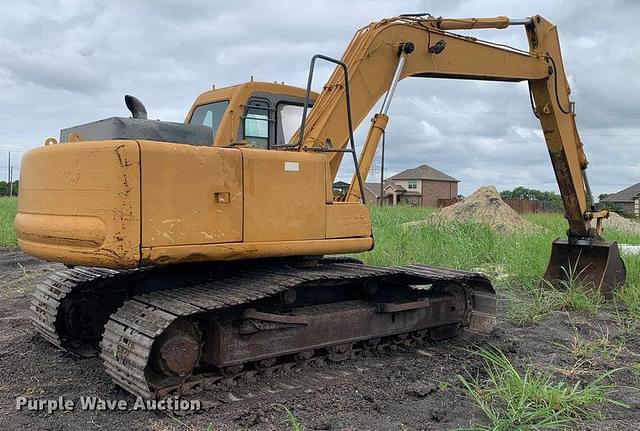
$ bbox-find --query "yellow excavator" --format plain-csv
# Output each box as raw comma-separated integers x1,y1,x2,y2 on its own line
17,14,625,399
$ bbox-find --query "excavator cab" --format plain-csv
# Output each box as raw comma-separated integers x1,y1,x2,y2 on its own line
544,239,626,299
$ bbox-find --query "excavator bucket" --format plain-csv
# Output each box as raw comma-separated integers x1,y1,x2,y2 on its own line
543,239,626,299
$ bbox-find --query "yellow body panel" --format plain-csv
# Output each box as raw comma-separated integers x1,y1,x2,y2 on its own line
142,238,372,266
16,140,141,267
241,148,326,243
326,203,371,239
140,141,243,247
16,138,373,268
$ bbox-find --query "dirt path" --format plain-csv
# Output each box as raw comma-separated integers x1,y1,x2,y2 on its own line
1,249,639,430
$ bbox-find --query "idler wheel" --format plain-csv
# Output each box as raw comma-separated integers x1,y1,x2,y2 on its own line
151,319,201,377
61,295,111,342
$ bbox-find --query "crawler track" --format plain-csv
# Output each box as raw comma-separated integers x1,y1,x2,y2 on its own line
30,259,495,402
30,267,127,356
30,264,218,356
99,261,495,399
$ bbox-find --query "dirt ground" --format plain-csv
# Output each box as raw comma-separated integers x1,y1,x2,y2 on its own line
1,249,639,431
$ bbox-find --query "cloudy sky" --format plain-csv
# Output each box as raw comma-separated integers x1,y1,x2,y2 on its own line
1,0,638,197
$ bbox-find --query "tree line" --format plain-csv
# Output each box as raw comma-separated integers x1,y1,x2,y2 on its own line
500,186,563,210
0,180,19,197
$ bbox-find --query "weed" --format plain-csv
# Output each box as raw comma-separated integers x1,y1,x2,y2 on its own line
17,262,27,278
561,325,622,363
274,404,302,431
164,412,195,430
458,347,623,430
506,287,556,326
437,381,450,391
630,363,640,381
540,258,605,315
615,255,640,322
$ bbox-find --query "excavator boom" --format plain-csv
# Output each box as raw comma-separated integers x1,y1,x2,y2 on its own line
292,14,625,295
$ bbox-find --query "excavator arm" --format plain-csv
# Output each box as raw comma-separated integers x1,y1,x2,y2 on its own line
292,14,625,295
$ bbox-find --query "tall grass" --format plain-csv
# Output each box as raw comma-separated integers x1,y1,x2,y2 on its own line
361,206,640,320
363,206,640,287
458,347,623,430
0,197,17,247
616,253,640,319
362,207,565,288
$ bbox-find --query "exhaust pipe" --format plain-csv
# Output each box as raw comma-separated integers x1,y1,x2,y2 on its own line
543,239,626,299
124,94,148,120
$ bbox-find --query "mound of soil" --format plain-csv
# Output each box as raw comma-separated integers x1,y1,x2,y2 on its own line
603,212,640,236
405,185,540,235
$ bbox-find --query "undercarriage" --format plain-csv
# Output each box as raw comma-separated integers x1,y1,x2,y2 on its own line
30,258,495,400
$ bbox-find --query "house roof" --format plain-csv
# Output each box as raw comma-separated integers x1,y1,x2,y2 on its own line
387,164,459,182
602,182,640,203
364,183,380,197
364,181,405,197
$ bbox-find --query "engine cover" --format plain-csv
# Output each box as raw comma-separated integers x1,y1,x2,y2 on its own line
60,117,212,146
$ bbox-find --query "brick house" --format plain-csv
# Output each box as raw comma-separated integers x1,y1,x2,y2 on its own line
363,181,406,205
601,182,640,216
362,164,459,207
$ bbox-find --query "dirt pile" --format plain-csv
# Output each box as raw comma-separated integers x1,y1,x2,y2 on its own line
602,212,640,236
405,185,540,234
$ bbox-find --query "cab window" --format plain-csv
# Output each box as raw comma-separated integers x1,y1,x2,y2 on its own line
277,104,309,145
190,100,229,138
244,100,270,149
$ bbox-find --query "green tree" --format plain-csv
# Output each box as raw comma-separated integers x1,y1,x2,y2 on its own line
501,186,562,210
0,180,18,196
501,186,551,200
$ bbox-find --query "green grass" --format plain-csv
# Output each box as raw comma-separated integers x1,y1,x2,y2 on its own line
457,348,624,431
362,206,640,288
631,363,640,382
506,286,556,326
561,326,623,363
360,206,640,322
274,404,302,430
616,255,640,319
539,259,606,315
0,197,17,247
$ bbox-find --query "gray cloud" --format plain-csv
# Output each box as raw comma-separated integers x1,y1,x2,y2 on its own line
0,0,638,198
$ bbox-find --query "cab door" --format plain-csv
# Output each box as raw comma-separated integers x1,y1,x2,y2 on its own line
241,97,273,149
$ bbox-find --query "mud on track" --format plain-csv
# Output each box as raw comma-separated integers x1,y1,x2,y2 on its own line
1,248,639,430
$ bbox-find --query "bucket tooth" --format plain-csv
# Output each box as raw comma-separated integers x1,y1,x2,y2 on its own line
543,239,626,299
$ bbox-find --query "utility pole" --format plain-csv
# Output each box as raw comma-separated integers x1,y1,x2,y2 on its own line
9,166,13,197
6,150,9,197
